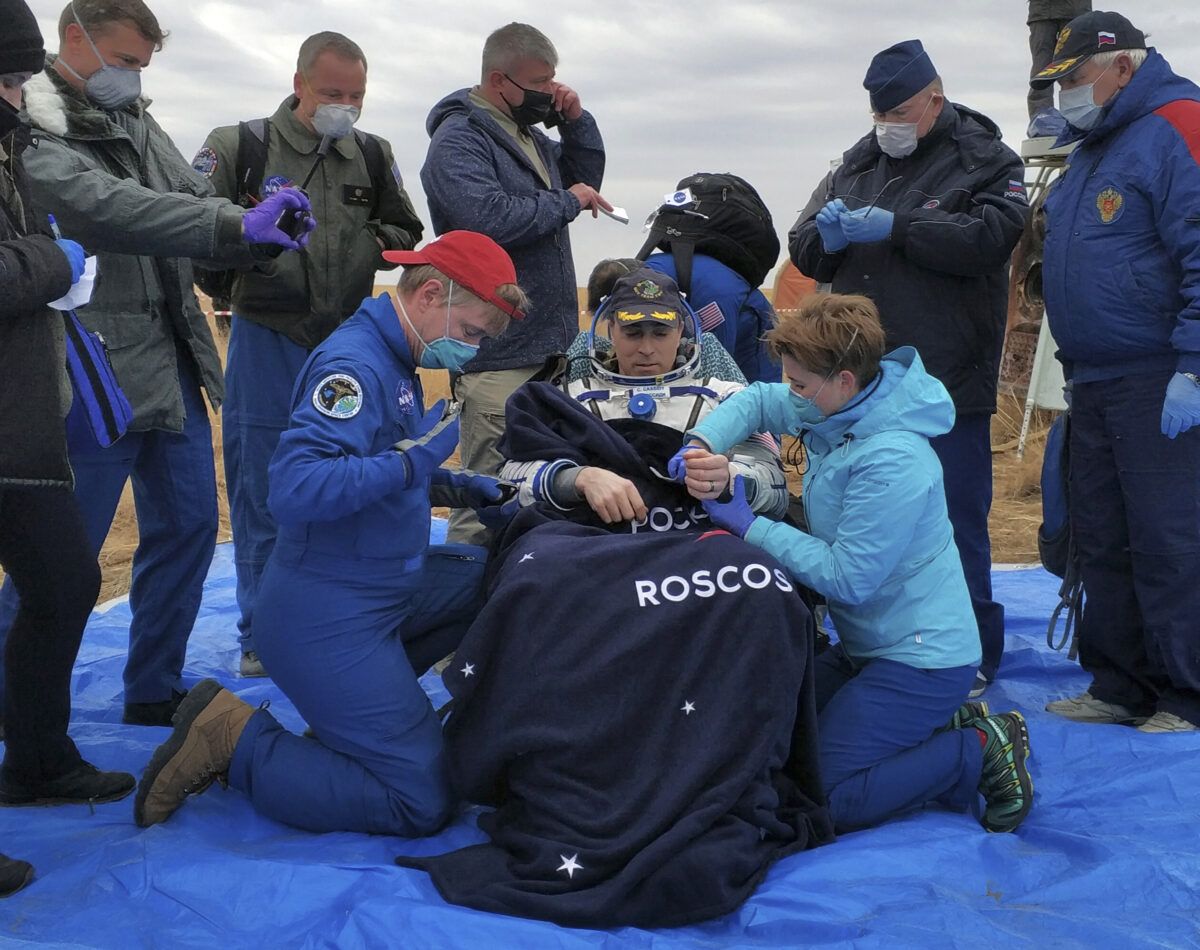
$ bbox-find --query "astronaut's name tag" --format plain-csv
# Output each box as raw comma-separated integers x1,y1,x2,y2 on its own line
343,184,374,207
628,386,669,400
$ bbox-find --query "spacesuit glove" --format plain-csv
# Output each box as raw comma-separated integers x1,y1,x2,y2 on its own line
839,206,894,243
702,475,756,538
430,469,505,507
242,189,313,249
1161,372,1200,439
392,399,460,487
55,238,86,283
815,199,849,252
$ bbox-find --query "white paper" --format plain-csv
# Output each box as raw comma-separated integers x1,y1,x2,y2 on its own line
47,256,97,311
600,205,629,224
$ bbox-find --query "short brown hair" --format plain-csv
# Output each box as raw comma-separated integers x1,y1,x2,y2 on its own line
297,31,367,76
766,293,886,385
585,258,641,314
59,0,166,49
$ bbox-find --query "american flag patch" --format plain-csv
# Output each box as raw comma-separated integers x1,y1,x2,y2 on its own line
750,431,780,452
695,300,726,331
1098,31,1116,46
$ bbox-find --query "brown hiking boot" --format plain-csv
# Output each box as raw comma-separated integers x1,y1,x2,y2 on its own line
133,679,255,828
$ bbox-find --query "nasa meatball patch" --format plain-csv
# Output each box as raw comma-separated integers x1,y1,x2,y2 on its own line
313,373,363,419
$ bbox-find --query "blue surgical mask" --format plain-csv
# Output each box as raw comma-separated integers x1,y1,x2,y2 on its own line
398,280,481,373
58,5,142,112
1058,64,1112,131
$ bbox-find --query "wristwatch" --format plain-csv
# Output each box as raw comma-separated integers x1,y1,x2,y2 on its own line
1184,372,1200,387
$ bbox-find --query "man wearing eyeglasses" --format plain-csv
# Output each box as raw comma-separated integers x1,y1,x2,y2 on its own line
789,40,1028,699
421,22,608,546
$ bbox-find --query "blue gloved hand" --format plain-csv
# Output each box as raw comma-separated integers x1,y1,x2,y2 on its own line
242,189,314,249
55,238,86,283
477,495,522,533
815,199,849,252
1161,372,1200,438
667,445,700,482
431,469,505,507
392,400,460,486
840,206,895,243
701,474,756,538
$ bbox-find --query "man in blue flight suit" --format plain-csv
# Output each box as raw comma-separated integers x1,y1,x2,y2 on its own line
134,231,529,834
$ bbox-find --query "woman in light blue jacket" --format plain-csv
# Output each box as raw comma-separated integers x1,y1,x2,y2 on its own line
672,293,1034,834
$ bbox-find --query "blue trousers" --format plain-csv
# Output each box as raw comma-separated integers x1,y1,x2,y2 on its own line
931,412,1004,680
815,647,980,833
1070,372,1200,725
223,319,311,655
228,541,487,835
0,355,216,705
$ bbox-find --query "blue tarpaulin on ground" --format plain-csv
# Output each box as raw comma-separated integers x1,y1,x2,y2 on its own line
2,532,1199,948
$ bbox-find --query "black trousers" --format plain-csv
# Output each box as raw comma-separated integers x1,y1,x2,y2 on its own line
0,486,99,782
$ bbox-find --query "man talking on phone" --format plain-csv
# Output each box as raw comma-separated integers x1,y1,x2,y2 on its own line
421,22,608,545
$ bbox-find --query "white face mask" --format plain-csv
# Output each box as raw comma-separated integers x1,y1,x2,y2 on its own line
1058,64,1113,131
311,103,359,139
874,94,937,159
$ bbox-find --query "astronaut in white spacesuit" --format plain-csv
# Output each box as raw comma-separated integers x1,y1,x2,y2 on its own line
501,267,788,525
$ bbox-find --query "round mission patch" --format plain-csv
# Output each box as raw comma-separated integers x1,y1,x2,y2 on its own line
313,373,363,419
191,146,218,178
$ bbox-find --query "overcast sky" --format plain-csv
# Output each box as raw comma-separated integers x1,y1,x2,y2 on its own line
29,0,1200,289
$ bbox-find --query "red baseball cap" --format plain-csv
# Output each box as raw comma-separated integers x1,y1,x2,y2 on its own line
383,231,525,320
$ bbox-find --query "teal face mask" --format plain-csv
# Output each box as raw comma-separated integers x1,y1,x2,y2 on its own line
399,280,481,373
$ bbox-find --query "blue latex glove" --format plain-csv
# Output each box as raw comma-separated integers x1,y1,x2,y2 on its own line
840,206,895,243
242,189,314,249
1161,372,1200,438
431,469,505,507
702,475,756,538
667,445,701,482
392,400,460,486
815,199,849,252
55,238,85,283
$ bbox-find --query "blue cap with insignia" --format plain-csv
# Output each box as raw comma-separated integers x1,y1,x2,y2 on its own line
603,268,683,326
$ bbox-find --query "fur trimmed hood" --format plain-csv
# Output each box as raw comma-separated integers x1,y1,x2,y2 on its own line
22,56,149,139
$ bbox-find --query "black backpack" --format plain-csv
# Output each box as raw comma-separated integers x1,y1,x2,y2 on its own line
195,118,390,311
636,172,779,296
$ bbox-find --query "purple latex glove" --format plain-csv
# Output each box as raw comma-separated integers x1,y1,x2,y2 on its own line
242,189,314,249
1161,372,1200,439
702,474,756,538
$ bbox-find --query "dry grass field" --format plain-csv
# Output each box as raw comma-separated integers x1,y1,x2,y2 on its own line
3,296,1050,602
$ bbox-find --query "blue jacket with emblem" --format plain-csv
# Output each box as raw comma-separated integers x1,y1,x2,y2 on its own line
643,252,779,384
1042,50,1200,383
421,89,604,374
267,293,432,563
686,348,981,670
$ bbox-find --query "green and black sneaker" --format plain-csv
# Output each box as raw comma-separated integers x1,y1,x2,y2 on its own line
944,699,990,732
976,711,1033,833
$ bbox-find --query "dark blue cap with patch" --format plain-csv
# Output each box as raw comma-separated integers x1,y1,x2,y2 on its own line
864,39,937,113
